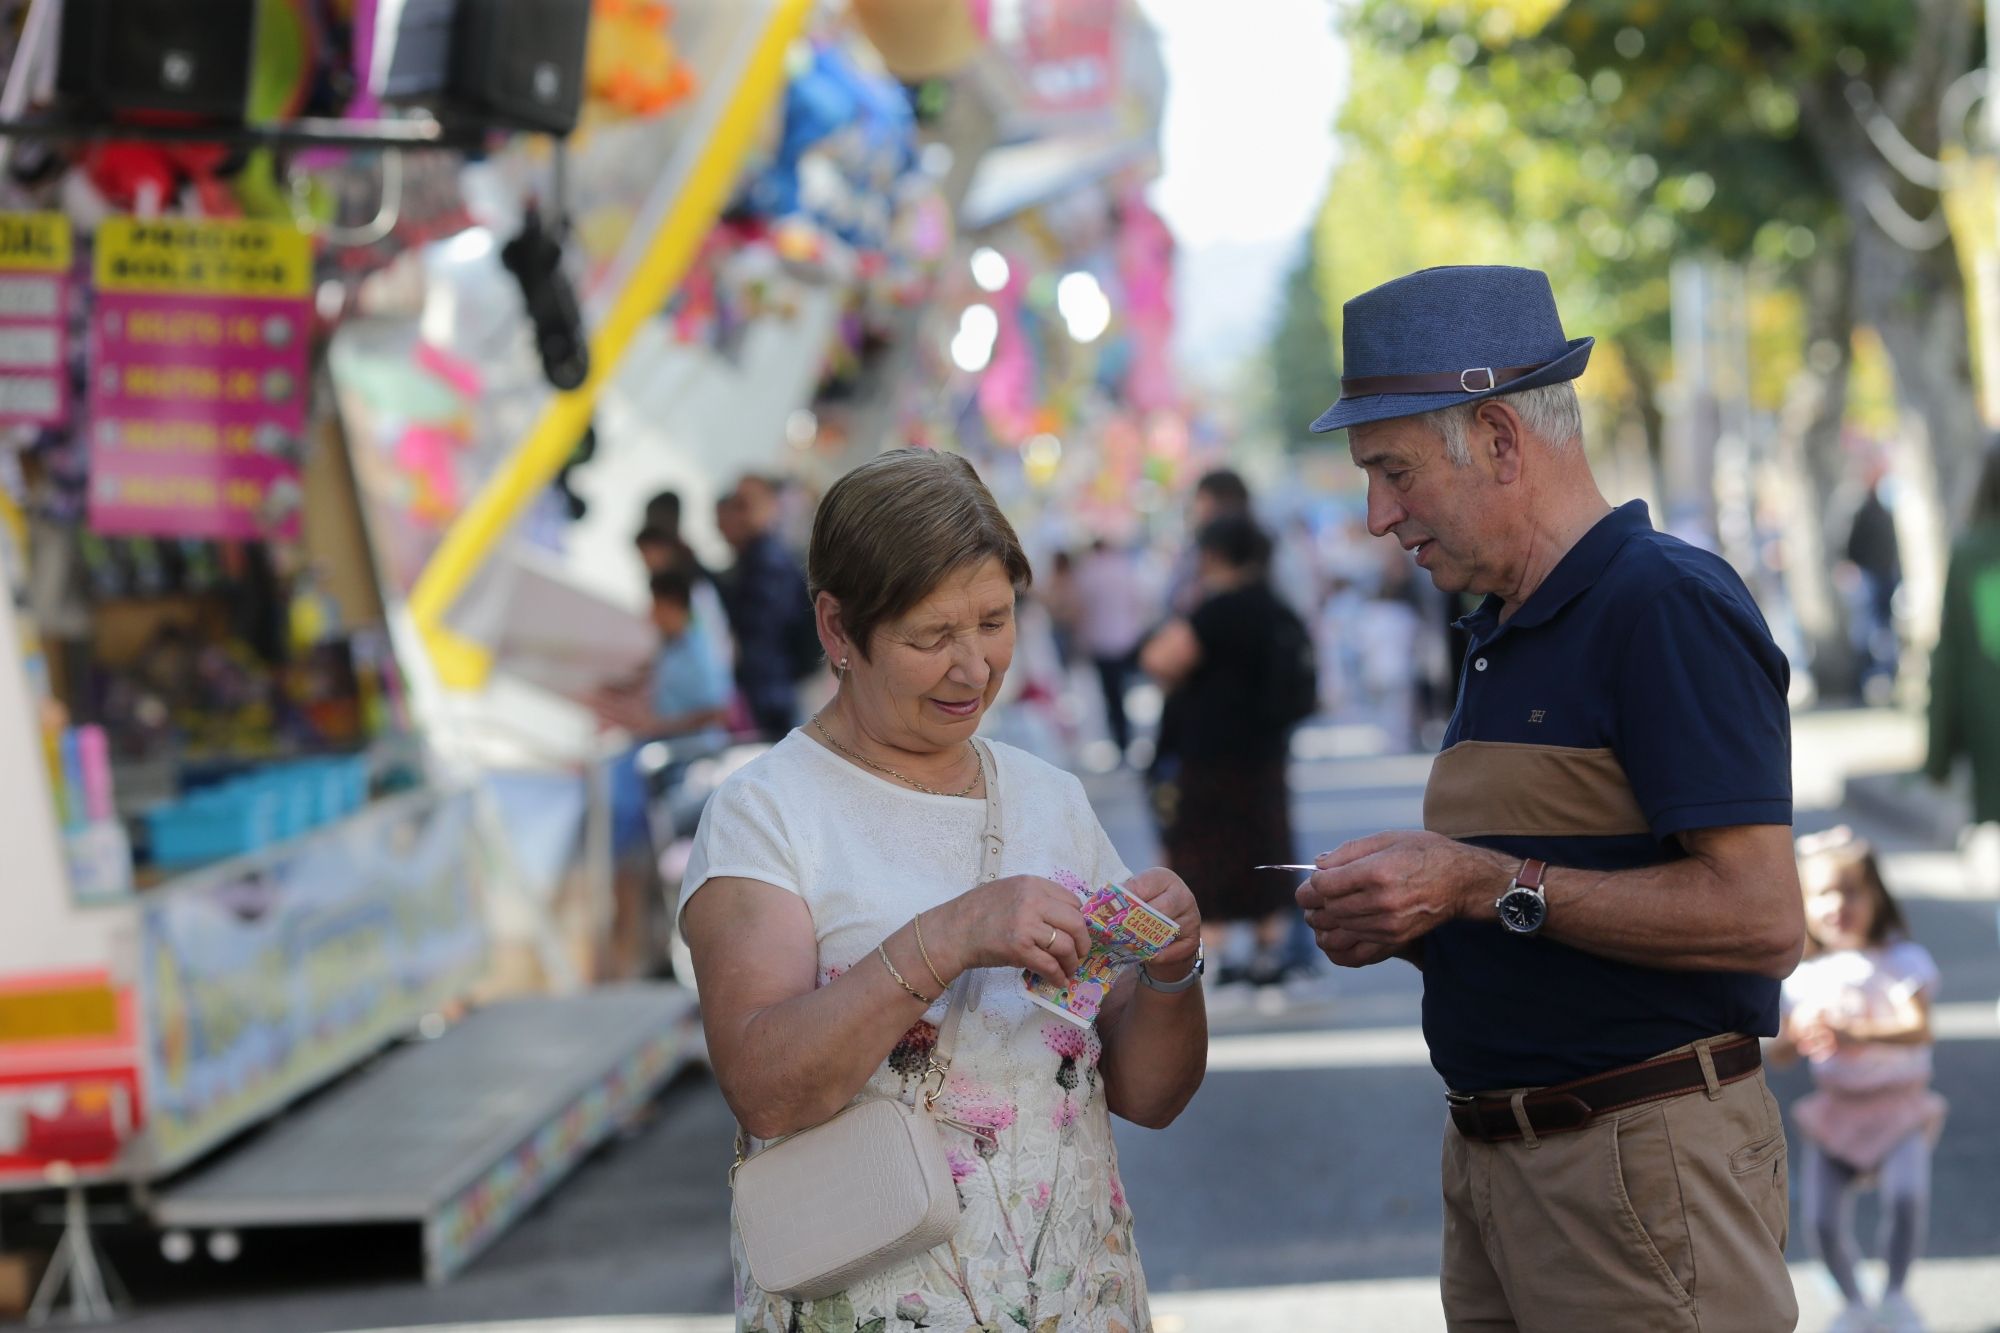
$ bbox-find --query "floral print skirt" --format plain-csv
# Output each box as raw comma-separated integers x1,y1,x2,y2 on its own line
733,973,1153,1333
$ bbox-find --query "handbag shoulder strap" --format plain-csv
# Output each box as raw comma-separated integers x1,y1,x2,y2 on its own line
972,736,1005,884
931,737,1001,1073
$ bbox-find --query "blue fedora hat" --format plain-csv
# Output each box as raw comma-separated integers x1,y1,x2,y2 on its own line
1309,265,1593,434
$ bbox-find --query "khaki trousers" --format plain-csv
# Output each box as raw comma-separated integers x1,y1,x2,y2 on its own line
1441,1059,1795,1333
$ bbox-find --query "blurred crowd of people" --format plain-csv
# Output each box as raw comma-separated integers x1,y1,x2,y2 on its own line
588,472,821,979
572,435,2000,1011
1032,469,1464,770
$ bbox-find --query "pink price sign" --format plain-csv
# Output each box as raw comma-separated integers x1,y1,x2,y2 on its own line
86,415,305,543
93,293,309,432
87,219,312,542
0,212,74,427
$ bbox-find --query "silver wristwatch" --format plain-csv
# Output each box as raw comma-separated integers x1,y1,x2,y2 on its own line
1495,858,1550,936
1138,942,1205,993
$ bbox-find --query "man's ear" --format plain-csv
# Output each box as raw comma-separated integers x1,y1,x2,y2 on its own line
1479,399,1527,485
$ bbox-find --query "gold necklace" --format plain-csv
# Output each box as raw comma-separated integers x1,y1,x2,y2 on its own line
812,714,980,797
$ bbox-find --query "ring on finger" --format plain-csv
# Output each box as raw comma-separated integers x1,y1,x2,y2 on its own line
1044,926,1059,951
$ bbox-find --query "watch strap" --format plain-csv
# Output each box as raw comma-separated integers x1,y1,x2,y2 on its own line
1139,943,1203,993
1514,858,1548,892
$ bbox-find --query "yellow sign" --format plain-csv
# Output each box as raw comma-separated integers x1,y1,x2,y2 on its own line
1942,147,2000,428
95,217,312,299
407,0,815,690
0,213,73,272
0,983,120,1044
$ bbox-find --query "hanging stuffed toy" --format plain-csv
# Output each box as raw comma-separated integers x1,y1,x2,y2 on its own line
84,141,240,216
742,42,858,221
586,0,696,118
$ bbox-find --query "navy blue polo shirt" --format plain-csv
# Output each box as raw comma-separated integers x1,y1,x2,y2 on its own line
1420,500,1791,1091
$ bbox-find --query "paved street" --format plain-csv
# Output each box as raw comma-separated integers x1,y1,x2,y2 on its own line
80,716,2000,1333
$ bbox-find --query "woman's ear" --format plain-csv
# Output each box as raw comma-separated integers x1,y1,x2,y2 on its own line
815,591,850,664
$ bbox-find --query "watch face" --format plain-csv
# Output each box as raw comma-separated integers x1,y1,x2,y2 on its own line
1498,888,1546,934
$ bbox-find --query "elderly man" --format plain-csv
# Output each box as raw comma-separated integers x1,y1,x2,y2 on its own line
1299,266,1804,1332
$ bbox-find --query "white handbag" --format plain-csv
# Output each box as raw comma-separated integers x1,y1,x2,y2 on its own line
729,739,1001,1301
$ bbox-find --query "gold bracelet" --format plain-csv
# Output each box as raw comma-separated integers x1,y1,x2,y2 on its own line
878,944,935,1005
913,911,950,994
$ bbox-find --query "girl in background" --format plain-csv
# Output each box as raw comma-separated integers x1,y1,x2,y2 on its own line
1776,828,1947,1333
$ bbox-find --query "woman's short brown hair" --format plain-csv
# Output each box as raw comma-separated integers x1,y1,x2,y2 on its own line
809,449,1032,659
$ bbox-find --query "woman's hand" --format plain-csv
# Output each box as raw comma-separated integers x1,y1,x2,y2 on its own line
1126,867,1200,982
1098,866,1207,1129
933,875,1093,981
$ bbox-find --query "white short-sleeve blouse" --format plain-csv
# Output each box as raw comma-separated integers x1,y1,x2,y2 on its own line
680,730,1153,1332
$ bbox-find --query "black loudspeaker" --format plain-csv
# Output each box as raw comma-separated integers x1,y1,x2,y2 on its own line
448,0,591,134
57,0,256,121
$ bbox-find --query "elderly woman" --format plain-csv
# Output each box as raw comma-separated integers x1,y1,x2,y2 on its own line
681,449,1206,1331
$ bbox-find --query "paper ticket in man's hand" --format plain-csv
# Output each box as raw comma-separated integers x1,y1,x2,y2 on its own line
1024,874,1180,1026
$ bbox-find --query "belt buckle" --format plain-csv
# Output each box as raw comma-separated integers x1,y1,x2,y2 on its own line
1445,1090,1477,1107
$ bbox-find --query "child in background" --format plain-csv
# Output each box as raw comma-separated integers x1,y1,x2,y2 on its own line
589,568,734,979
591,568,733,765
1775,828,1948,1333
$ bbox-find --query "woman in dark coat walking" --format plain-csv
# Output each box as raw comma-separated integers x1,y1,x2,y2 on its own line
1928,441,2000,838
1142,515,1314,983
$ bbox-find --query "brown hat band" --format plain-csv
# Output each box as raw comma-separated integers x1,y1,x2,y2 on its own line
1341,361,1550,397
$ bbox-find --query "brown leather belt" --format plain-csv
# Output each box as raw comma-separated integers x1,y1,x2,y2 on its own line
1448,1036,1763,1144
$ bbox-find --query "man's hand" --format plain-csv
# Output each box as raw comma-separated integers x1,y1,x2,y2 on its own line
1308,925,1402,969
1297,831,1513,967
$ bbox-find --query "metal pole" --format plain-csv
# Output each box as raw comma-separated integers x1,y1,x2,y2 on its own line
1988,0,2000,149
25,1181,115,1325
0,0,60,178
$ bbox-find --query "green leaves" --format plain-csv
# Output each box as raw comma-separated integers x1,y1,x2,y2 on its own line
807,1293,853,1333
1321,1,1679,419
1267,241,1344,446
1313,0,1918,441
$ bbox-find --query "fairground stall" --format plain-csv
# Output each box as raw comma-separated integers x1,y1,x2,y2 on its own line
0,0,1168,1318
0,0,828,1315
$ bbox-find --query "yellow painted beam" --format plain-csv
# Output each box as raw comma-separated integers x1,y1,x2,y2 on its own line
408,0,813,689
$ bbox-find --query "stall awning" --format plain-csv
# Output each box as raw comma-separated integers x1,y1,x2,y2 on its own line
959,128,1155,231
406,0,812,690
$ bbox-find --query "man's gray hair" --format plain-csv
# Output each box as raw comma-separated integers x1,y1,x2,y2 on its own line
1417,382,1583,465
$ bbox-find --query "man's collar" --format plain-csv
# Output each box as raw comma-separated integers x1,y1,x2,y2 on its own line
1454,500,1653,636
